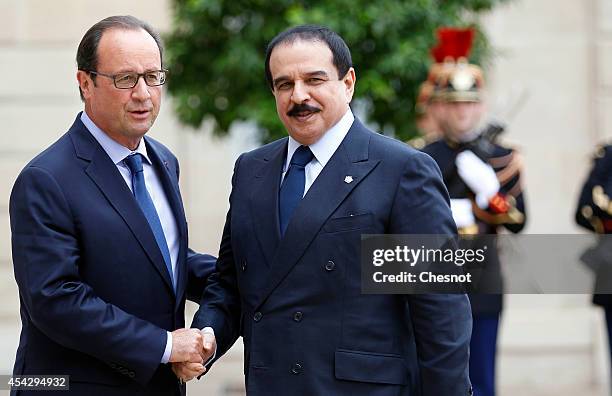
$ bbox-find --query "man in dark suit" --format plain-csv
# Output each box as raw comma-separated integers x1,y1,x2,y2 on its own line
9,16,216,395
174,25,472,395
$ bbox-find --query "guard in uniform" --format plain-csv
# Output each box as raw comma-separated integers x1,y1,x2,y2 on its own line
575,143,612,364
421,27,527,396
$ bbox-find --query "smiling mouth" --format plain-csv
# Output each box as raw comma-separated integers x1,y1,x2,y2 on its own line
290,109,320,121
294,113,317,122
295,111,313,117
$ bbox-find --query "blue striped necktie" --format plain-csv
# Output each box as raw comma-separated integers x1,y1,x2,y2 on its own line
124,153,175,290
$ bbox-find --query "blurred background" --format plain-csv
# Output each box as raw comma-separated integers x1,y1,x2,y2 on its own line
1,0,611,394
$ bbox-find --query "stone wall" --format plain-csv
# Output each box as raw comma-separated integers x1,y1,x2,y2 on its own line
484,0,609,393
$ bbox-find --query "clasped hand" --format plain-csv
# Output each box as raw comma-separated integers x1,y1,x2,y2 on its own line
169,327,216,383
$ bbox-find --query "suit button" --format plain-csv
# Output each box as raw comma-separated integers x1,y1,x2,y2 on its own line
291,363,302,375
241,260,247,272
325,261,335,271
293,311,303,322
254,312,262,322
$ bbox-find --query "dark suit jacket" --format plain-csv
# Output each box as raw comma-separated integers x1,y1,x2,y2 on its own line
9,114,215,396
193,119,473,395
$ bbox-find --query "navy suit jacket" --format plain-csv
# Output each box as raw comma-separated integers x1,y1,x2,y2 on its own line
193,119,472,395
9,114,215,395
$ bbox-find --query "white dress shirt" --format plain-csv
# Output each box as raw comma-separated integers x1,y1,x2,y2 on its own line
80,111,178,364
282,109,355,193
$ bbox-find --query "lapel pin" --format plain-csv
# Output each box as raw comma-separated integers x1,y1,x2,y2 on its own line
344,176,353,184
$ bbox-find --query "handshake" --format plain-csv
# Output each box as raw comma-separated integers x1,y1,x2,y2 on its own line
169,327,216,383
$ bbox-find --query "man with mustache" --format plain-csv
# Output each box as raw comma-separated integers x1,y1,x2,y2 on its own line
9,15,216,395
177,25,473,395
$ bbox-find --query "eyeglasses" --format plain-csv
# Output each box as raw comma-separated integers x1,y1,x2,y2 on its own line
84,69,167,89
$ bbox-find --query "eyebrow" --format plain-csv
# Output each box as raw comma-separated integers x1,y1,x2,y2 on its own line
110,67,163,74
273,70,330,87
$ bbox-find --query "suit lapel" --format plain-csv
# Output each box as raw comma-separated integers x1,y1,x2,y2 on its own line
145,138,188,305
249,140,286,267
70,119,175,294
254,120,380,309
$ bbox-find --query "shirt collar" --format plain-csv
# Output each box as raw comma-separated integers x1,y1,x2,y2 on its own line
285,109,354,170
80,111,150,166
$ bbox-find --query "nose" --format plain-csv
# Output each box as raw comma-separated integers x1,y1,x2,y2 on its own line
131,76,151,101
290,80,310,104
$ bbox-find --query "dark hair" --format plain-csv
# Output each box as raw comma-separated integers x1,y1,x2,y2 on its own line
264,25,352,90
76,15,163,100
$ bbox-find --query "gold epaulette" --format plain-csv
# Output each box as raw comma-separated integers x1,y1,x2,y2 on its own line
593,143,611,159
406,134,440,150
592,185,612,215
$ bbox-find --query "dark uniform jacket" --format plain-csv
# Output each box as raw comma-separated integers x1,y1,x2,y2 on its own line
575,144,612,306
423,137,527,314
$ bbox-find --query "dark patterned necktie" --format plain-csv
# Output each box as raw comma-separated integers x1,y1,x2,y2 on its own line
279,145,314,236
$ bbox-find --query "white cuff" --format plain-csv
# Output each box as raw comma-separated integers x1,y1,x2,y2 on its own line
201,327,217,367
161,331,172,364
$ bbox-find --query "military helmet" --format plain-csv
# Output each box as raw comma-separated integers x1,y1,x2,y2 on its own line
429,27,484,103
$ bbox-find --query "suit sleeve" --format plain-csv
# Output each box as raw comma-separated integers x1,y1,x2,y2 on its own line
169,149,218,302
191,155,243,363
185,249,217,303
10,166,167,385
390,151,472,396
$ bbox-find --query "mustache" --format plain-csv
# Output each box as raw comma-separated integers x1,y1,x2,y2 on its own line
287,103,321,117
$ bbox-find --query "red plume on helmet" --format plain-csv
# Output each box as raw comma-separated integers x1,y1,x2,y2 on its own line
430,27,475,63
428,27,484,102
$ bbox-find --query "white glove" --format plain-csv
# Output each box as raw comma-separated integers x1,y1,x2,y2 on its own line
450,199,476,228
455,150,500,209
